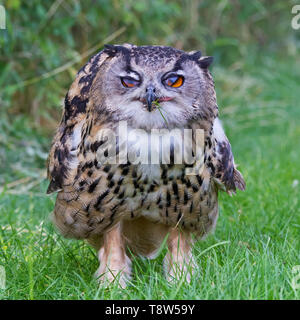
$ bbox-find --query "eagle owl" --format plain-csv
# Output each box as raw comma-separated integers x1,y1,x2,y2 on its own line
47,44,245,287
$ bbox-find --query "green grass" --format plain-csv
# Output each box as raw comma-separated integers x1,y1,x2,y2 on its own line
0,55,299,300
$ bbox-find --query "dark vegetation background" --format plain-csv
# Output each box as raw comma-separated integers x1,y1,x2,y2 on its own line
0,0,299,299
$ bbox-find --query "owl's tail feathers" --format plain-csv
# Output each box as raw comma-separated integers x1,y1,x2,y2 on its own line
214,167,246,196
232,168,246,192
218,168,246,196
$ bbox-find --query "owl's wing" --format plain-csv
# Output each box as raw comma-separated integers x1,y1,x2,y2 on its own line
211,118,246,194
47,49,111,194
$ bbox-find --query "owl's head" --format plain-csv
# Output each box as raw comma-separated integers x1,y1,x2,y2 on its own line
67,44,218,131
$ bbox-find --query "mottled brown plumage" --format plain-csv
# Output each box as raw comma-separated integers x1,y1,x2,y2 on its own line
47,44,245,286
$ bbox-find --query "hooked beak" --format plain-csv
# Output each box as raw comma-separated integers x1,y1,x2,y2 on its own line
145,86,157,112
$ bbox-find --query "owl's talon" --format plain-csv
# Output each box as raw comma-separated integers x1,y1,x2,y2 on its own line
94,264,131,289
164,255,195,283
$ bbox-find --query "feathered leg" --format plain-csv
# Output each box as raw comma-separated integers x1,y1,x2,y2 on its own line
94,222,131,288
164,228,195,282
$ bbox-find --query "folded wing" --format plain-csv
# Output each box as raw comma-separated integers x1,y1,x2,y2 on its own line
212,118,246,194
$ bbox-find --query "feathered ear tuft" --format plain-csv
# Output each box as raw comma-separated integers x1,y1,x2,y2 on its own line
104,44,119,56
190,50,202,60
104,44,131,57
198,56,214,69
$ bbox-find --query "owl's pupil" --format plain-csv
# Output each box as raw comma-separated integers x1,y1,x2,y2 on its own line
168,77,178,85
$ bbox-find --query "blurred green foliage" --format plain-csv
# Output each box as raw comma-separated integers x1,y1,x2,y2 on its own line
0,0,299,129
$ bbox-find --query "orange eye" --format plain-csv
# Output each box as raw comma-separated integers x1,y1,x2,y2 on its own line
164,75,184,88
121,77,139,88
